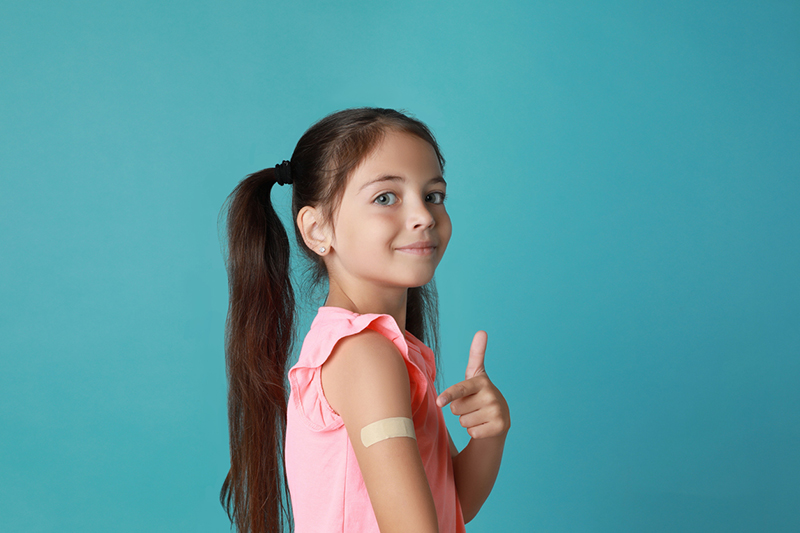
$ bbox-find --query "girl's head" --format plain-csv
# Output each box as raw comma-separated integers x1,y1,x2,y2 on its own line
295,116,451,297
220,108,447,533
288,107,449,288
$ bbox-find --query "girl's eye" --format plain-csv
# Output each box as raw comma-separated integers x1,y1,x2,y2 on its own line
426,191,447,204
374,192,398,206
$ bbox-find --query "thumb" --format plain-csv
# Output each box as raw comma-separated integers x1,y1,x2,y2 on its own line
465,330,488,379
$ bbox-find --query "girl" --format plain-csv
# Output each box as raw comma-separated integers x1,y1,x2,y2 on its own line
220,108,510,533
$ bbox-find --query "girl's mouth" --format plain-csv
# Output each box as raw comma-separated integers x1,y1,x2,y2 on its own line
397,246,436,255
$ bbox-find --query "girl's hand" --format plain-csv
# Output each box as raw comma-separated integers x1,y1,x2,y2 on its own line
436,331,510,440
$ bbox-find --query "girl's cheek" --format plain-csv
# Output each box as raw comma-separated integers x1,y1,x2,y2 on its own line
372,209,399,221
440,216,453,243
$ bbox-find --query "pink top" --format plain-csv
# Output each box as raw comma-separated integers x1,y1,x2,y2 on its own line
286,306,465,533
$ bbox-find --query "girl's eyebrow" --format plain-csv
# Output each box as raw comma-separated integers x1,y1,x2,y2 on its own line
358,175,447,193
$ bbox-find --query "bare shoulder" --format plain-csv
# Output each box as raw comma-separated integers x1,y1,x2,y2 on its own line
322,329,411,419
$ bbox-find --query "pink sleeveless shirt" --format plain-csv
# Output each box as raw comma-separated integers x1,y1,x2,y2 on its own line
285,306,465,533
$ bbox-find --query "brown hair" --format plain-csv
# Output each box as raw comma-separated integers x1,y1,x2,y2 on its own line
219,108,445,533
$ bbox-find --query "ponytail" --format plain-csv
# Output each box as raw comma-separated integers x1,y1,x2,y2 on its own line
220,168,294,533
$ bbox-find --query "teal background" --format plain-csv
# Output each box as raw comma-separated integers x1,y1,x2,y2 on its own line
1,1,798,531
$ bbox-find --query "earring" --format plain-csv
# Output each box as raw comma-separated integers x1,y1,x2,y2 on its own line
319,247,326,253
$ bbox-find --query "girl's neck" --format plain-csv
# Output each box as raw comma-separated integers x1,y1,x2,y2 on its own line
324,281,408,332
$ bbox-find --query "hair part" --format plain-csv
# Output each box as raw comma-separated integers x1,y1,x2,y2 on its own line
220,108,445,533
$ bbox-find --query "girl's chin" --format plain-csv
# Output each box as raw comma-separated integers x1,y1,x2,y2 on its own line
404,272,438,288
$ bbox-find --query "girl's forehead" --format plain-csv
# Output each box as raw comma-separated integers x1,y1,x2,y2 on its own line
344,131,441,192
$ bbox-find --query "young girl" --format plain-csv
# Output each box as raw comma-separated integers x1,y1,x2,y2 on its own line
220,108,510,533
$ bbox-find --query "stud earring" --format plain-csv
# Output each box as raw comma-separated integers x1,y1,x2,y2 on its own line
319,247,326,253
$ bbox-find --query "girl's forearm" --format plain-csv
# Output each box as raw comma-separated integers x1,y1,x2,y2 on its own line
452,432,507,523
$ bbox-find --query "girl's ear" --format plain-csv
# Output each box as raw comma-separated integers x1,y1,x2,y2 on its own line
297,206,331,255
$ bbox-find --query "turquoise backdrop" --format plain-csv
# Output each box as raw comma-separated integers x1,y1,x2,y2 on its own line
1,1,798,531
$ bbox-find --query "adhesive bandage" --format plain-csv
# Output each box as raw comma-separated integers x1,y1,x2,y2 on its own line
360,417,416,448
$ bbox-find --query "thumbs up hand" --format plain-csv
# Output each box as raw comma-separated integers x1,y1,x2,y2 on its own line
436,331,510,440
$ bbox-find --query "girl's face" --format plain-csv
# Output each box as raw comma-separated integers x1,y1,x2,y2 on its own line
326,130,451,294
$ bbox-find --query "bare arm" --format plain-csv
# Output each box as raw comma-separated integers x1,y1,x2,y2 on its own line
438,331,510,523
322,329,439,533
449,428,507,522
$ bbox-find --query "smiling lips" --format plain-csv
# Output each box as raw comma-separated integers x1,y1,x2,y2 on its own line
396,241,437,255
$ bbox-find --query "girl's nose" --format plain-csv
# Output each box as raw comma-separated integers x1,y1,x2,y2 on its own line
407,198,435,229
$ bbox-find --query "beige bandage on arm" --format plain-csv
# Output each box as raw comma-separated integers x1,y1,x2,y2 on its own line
360,417,416,448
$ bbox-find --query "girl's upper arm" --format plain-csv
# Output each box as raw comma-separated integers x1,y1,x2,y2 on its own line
322,329,439,533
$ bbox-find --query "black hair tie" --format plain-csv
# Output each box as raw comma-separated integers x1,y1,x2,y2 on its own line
274,160,293,186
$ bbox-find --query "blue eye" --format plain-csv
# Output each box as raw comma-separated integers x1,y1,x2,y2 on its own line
426,191,446,204
374,192,398,206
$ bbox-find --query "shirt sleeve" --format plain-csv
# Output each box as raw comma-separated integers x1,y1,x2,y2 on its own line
288,313,429,432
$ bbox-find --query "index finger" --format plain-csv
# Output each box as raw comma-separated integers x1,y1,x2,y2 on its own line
436,378,481,408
